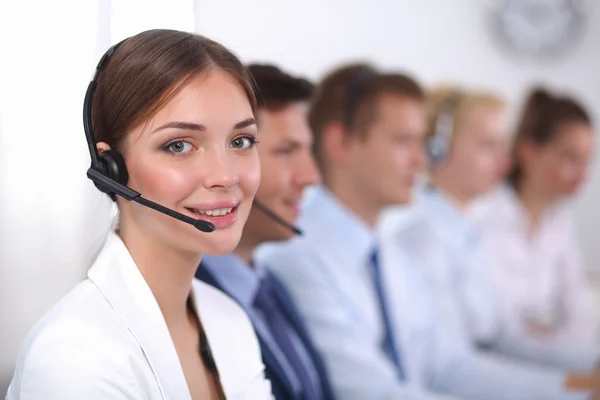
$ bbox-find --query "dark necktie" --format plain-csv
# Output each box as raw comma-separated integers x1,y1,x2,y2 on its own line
254,277,320,400
369,248,405,380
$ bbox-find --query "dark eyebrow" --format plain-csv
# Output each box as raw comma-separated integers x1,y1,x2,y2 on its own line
152,118,257,134
234,118,257,129
152,121,206,134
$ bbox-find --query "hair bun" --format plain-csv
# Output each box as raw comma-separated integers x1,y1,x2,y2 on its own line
529,87,553,105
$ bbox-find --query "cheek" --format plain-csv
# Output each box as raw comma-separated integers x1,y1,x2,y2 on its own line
542,158,571,183
240,156,261,198
130,156,198,201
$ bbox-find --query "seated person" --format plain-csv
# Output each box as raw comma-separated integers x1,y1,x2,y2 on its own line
480,87,600,370
256,63,598,400
196,64,335,400
7,30,272,400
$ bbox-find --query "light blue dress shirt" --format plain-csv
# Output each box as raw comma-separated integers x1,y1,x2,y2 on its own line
408,187,598,373
256,185,590,400
201,253,322,399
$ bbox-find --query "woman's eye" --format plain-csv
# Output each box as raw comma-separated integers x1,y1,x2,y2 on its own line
230,136,257,149
165,140,193,154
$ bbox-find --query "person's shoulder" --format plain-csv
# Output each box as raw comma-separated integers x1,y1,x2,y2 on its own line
8,281,145,399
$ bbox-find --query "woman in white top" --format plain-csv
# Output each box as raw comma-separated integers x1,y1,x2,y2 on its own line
480,87,599,369
7,29,272,400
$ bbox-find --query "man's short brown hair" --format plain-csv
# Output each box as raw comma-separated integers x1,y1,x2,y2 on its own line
308,63,425,169
248,64,314,112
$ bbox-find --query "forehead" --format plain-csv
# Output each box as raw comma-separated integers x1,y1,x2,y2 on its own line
369,94,425,130
458,105,506,138
141,70,254,134
550,122,594,150
257,102,312,142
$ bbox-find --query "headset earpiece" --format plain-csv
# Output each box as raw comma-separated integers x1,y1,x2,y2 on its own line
92,149,129,199
427,90,463,166
98,149,128,185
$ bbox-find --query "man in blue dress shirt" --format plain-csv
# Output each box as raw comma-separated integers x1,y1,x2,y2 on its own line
195,64,335,400
255,63,598,400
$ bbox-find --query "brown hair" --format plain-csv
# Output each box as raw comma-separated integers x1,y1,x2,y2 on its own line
426,85,505,140
309,63,425,169
248,64,314,112
508,86,592,187
92,29,257,151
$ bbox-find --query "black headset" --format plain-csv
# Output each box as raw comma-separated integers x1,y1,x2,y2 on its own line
427,90,463,165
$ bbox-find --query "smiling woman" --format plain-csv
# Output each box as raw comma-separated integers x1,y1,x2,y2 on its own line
6,29,272,400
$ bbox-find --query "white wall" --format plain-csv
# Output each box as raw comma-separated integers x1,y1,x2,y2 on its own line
198,0,600,274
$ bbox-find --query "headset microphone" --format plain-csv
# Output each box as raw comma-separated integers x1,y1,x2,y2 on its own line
253,200,303,235
83,39,215,233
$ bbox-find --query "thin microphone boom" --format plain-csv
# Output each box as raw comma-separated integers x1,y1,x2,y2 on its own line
253,200,303,235
87,169,216,233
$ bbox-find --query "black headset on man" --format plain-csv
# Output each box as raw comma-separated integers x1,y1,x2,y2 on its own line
84,39,302,236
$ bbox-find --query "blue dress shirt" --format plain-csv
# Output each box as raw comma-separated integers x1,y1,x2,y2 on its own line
256,185,590,400
201,253,322,399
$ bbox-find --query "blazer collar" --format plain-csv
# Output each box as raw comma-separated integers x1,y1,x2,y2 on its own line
87,232,191,400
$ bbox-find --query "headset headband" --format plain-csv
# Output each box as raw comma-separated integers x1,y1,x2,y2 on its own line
83,39,127,170
428,90,463,164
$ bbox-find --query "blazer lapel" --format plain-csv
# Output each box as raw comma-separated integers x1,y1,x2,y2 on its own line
88,232,191,400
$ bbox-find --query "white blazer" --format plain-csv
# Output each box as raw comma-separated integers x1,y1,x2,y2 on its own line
6,232,273,400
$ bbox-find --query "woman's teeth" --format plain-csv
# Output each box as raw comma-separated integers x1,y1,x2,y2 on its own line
190,207,233,217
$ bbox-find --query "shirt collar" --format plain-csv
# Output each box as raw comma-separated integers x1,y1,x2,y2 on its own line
418,187,480,250
201,253,266,309
299,185,376,266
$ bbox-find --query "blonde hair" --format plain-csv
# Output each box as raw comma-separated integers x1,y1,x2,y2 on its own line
426,85,505,142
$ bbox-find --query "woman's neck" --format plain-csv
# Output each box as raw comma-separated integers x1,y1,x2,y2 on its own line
430,177,474,214
118,222,202,328
515,181,557,232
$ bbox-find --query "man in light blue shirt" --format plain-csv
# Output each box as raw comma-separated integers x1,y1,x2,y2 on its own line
256,63,597,400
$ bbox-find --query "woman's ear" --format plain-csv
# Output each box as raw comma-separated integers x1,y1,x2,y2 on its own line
96,142,111,154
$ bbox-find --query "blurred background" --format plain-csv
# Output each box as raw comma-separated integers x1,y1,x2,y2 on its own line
1,0,598,394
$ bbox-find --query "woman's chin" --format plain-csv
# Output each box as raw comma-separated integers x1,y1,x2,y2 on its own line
198,230,242,257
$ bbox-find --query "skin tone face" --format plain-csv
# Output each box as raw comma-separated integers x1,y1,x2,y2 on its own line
329,94,427,225
98,70,261,261
518,121,595,200
431,105,510,204
239,101,320,254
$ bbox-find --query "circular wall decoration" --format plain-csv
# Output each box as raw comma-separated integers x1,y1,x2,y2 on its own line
489,0,588,60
